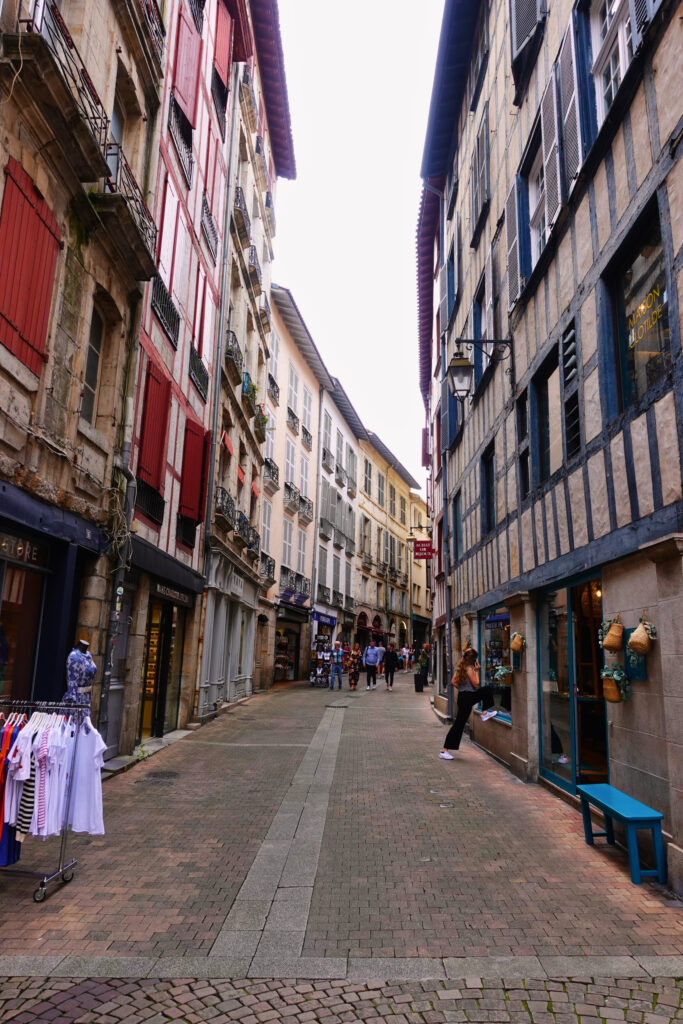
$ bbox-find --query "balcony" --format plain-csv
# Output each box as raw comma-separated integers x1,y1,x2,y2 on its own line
361,551,373,570
254,134,268,190
399,571,409,588
239,65,257,132
345,535,355,556
168,92,193,187
298,495,313,524
319,516,333,541
260,552,276,585
296,574,311,598
234,510,250,547
301,425,312,451
118,0,165,91
263,458,280,494
254,407,268,444
224,330,243,386
247,526,260,560
135,478,165,526
201,193,218,264
265,191,276,237
283,481,300,513
151,275,180,349
241,371,257,417
286,406,299,435
247,245,262,295
345,595,355,613
259,292,271,333
3,2,110,181
189,342,209,401
215,486,235,530
376,561,387,577
322,447,334,473
267,373,280,405
332,590,344,609
347,475,357,498
211,65,228,140
333,528,344,549
94,144,157,280
389,566,398,583
317,584,331,605
233,186,251,248
335,463,347,488
280,565,297,592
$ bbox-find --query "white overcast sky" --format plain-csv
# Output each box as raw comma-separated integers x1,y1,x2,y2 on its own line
272,0,445,488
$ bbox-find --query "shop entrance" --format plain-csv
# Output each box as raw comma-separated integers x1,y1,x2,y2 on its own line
138,598,186,741
538,578,608,789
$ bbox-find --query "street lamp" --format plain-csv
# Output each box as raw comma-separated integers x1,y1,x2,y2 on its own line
446,340,513,402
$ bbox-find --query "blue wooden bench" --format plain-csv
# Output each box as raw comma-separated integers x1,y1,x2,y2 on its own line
577,783,666,885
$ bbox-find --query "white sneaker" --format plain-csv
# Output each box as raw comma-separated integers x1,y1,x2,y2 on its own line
558,755,569,764
366,685,370,690
480,709,498,722
371,683,376,689
439,751,454,760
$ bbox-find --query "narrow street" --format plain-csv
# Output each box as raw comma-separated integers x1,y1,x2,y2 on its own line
0,682,680,1022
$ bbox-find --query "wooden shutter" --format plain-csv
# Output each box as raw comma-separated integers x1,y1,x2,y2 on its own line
440,378,450,453
138,359,171,492
470,151,479,228
558,22,584,195
214,0,234,86
479,105,489,210
0,158,61,376
511,0,542,61
157,173,178,286
541,69,563,229
505,180,521,311
178,417,205,520
629,0,661,49
453,212,460,302
202,284,215,363
174,5,201,128
485,243,495,344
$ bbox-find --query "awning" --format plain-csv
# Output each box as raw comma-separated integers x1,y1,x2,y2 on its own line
131,535,205,594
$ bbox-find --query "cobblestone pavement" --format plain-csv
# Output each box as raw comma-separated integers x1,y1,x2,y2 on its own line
0,975,681,1023
0,681,680,1020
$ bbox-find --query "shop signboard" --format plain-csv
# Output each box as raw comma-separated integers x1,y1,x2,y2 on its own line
312,611,336,626
413,540,434,559
151,580,193,607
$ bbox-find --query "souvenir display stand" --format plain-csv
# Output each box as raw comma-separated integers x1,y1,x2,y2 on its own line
309,635,332,687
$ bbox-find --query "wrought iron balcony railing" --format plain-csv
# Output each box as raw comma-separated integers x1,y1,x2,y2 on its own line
298,495,313,523
224,330,243,385
265,190,276,236
333,528,344,549
201,193,218,264
376,560,387,577
263,458,280,493
247,526,260,558
267,373,280,405
215,486,235,529
102,142,157,278
168,92,193,187
335,463,347,487
319,516,333,541
301,425,312,451
254,408,268,444
317,584,331,604
296,574,311,598
241,371,257,417
138,0,165,66
345,535,355,555
247,245,262,294
151,274,179,349
361,551,373,569
283,481,300,512
398,571,409,588
234,510,250,546
332,590,344,609
389,566,398,582
260,552,276,584
322,447,334,473
189,342,209,401
286,406,299,434
233,186,251,247
280,565,297,591
135,478,165,526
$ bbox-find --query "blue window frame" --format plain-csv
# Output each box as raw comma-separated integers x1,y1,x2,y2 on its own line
452,490,463,562
477,606,512,721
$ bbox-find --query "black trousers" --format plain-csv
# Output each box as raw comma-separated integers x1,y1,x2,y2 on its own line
443,686,496,750
366,665,377,685
385,668,395,686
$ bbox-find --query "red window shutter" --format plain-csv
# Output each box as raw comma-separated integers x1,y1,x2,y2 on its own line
214,0,233,86
138,359,171,492
0,158,61,376
178,417,205,520
174,5,201,128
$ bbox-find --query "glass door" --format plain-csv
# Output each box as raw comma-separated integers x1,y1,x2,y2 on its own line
572,580,608,783
138,600,186,740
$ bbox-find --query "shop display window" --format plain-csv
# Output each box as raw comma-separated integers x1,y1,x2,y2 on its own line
479,605,512,719
0,563,44,700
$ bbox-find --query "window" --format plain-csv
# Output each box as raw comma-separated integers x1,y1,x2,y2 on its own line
364,458,372,494
361,516,371,554
481,443,496,534
345,558,352,596
269,331,279,381
318,544,327,586
389,587,396,611
398,543,403,572
282,518,293,568
302,386,312,430
376,582,382,607
262,497,272,553
590,0,633,126
377,472,385,508
389,485,396,518
468,0,489,111
346,444,355,476
532,349,562,484
285,437,296,485
297,527,307,574
528,146,547,268
400,496,406,525
517,389,530,500
384,530,390,566
470,103,489,243
299,453,309,497
361,576,367,602
332,554,340,591
480,606,512,719
610,213,670,410
389,534,396,568
376,525,383,563
322,411,332,451
335,428,343,466
80,308,104,424
265,408,275,460
453,490,463,561
400,592,407,614
287,364,299,414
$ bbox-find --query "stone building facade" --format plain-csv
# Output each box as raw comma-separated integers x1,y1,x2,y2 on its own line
419,0,682,889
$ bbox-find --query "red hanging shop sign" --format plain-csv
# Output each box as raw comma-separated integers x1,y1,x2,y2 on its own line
413,540,434,559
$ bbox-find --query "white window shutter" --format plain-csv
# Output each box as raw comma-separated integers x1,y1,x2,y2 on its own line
558,21,584,195
453,212,460,301
471,152,479,228
505,181,521,310
540,69,563,230
479,105,489,209
158,174,178,288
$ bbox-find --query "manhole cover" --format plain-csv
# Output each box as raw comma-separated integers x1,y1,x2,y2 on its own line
439,802,454,809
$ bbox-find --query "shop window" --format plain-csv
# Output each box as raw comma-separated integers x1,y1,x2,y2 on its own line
453,490,463,561
480,606,512,719
377,472,385,508
532,347,562,484
470,102,490,246
608,211,670,411
481,443,496,534
364,458,372,494
517,389,530,500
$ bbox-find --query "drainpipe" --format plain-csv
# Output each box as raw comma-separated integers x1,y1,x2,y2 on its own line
196,61,241,716
310,385,325,639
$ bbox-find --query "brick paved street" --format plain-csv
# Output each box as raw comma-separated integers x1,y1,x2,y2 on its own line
0,681,681,1022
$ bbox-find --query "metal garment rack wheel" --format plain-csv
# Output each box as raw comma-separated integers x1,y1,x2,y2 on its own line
0,699,87,902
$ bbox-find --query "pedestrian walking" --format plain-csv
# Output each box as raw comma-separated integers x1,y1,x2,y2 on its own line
409,645,416,669
401,645,410,671
362,638,382,689
348,642,362,690
384,643,400,691
329,640,344,690
440,647,497,759
377,640,386,679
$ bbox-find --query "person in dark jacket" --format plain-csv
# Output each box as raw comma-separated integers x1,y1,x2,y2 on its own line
383,643,400,691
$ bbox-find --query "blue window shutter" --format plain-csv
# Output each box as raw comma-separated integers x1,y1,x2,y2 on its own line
440,378,449,453
448,387,459,447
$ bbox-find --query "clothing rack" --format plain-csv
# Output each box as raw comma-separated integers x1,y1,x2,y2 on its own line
0,699,86,902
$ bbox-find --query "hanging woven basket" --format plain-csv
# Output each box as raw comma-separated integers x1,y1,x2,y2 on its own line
627,611,655,655
602,613,623,652
602,676,623,703
510,632,525,653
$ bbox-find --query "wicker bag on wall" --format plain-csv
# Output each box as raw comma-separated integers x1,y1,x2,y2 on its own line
510,632,524,653
602,614,623,652
602,676,623,703
628,611,653,655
